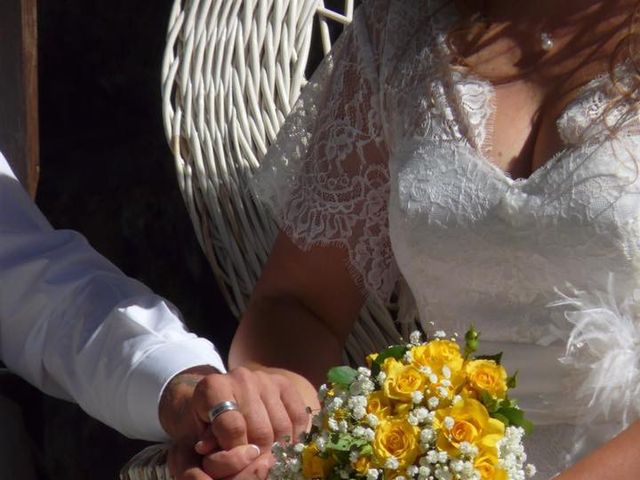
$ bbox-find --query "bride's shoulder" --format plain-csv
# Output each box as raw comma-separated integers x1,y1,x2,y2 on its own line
558,65,640,146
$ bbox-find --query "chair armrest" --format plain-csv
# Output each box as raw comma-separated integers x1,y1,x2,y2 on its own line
119,444,172,480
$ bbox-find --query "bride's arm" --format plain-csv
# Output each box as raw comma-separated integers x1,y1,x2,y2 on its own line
229,231,366,408
555,420,640,479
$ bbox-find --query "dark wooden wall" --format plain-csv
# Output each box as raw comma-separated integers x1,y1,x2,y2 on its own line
0,0,38,196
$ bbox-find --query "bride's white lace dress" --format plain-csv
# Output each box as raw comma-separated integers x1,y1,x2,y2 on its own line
253,0,640,477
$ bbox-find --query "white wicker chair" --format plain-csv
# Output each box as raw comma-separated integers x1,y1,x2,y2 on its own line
161,0,419,365
120,1,418,477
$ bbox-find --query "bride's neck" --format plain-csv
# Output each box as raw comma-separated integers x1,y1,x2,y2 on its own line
453,0,635,84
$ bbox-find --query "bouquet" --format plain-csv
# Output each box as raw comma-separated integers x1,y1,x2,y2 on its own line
271,328,536,480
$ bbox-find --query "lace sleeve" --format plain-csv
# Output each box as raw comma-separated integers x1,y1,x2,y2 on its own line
252,2,399,301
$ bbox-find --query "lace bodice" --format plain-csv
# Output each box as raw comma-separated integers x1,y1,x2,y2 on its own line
253,1,640,477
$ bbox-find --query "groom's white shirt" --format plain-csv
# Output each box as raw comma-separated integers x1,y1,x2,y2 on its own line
0,151,225,440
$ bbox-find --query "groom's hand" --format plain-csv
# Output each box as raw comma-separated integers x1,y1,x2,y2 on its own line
191,367,309,451
159,366,309,479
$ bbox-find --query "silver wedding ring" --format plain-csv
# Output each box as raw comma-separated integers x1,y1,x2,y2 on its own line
207,400,239,422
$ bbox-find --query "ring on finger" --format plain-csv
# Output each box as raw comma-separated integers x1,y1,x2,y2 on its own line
208,400,240,422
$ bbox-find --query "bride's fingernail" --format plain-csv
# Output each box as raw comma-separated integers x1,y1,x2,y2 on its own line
248,444,261,457
194,440,205,453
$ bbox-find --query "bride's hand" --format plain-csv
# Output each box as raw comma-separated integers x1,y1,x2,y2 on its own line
160,366,309,479
201,449,274,480
168,443,268,480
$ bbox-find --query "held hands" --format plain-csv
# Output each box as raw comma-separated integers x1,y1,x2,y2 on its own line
159,366,309,480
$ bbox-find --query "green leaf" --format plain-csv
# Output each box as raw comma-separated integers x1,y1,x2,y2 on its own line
492,412,510,427
494,406,534,435
360,444,373,457
506,371,518,389
475,352,503,365
499,396,518,409
371,345,407,376
327,366,358,388
480,390,499,413
326,433,368,452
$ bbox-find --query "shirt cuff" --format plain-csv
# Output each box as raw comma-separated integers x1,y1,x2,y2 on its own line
125,338,226,440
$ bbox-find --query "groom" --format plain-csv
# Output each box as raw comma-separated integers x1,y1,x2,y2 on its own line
0,151,308,479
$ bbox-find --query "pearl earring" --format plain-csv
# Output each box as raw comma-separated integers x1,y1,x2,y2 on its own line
540,32,554,52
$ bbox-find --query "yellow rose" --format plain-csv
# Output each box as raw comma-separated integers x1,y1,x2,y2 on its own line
474,444,508,480
435,397,505,456
353,455,371,475
301,444,335,479
373,418,420,469
411,340,464,375
382,358,427,403
366,353,379,368
464,360,508,399
367,391,393,418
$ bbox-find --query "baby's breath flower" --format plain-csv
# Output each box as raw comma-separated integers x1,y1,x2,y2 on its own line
442,365,451,379
450,459,464,473
361,379,376,393
385,457,400,470
338,420,349,433
426,450,439,464
413,407,430,422
407,465,419,477
420,428,435,443
459,442,478,457
437,386,449,398
367,469,380,480
353,406,367,420
377,371,387,384
293,443,304,453
525,464,537,478
363,428,375,442
408,413,419,426
328,418,339,431
410,331,422,345
417,465,431,480
437,451,448,463
419,366,433,375
434,330,446,338
412,391,424,404
434,466,452,480
348,395,367,409
329,397,343,411
428,373,439,384
427,396,440,409
443,416,454,430
358,367,371,377
352,426,366,438
316,434,327,452
404,351,414,363
366,413,379,428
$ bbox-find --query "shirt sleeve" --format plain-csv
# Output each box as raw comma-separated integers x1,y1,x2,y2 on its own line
0,151,226,441
251,0,399,302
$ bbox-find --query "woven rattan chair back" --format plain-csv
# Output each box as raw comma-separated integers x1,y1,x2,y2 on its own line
161,0,419,364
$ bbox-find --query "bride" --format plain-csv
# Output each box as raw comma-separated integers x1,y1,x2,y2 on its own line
224,0,640,478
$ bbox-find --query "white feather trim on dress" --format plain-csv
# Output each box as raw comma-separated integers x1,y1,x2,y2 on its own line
550,277,640,429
